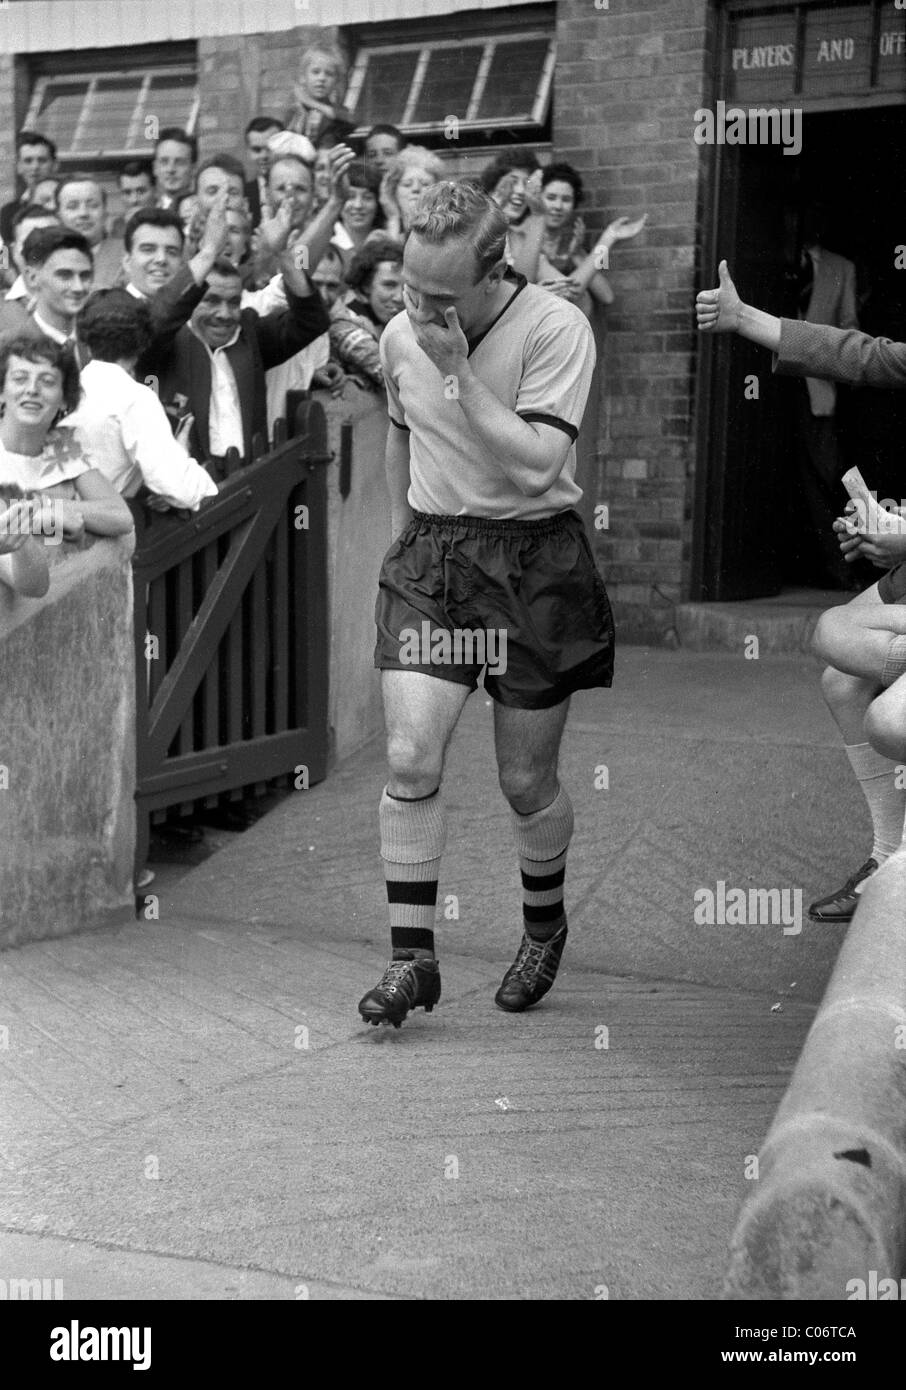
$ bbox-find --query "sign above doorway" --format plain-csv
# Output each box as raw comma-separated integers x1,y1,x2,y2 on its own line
728,1,905,103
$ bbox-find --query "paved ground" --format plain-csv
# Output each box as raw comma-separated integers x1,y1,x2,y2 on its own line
0,648,868,1299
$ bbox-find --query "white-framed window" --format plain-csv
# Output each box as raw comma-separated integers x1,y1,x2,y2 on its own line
24,66,198,161
345,31,555,138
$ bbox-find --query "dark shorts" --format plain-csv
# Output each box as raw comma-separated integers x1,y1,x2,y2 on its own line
878,563,906,604
374,509,615,709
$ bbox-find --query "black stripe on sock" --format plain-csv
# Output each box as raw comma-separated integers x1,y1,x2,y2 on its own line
524,901,566,924
387,880,439,906
387,788,439,802
391,926,436,950
521,866,566,892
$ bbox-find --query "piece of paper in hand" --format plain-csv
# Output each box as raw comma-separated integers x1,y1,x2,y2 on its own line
841,467,906,535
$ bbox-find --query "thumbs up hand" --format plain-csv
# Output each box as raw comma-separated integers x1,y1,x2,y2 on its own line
696,259,742,333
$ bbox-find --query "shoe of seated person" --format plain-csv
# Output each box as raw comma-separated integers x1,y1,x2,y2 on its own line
358,951,441,1028
807,858,878,923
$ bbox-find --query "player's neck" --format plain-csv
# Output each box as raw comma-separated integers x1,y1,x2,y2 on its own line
468,277,517,339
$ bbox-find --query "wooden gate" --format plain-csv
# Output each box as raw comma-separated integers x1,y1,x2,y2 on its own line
131,398,332,871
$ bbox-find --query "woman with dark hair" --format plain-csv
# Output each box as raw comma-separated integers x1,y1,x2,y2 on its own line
538,162,647,316
332,161,384,261
63,291,218,510
0,334,132,539
329,235,403,390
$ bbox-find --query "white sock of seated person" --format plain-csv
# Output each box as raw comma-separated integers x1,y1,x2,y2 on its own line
845,743,906,879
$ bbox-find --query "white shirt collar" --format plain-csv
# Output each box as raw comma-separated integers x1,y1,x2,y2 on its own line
32,308,74,345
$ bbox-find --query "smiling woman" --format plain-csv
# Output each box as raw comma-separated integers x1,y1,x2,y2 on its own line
0,337,133,542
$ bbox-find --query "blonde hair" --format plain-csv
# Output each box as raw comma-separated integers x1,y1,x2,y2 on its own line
382,146,445,205
298,42,347,101
408,180,508,281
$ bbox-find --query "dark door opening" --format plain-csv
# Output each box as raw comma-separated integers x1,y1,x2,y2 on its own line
697,106,906,602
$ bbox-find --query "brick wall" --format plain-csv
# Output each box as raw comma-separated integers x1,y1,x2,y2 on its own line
0,55,31,211
0,55,15,211
554,0,713,641
197,25,348,159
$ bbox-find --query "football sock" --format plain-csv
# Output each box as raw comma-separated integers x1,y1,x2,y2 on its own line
512,784,574,943
380,786,446,959
844,742,906,870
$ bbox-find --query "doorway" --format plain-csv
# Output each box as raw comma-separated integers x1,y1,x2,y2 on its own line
696,105,906,601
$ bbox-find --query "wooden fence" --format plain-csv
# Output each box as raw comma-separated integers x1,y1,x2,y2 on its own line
131,396,332,871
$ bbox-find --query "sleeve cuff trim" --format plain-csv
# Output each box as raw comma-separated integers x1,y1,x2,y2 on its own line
517,412,579,443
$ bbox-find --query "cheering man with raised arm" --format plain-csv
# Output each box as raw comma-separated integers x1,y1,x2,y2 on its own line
358,181,614,1029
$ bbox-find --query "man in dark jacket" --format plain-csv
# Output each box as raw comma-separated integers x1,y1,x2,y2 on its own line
152,244,328,463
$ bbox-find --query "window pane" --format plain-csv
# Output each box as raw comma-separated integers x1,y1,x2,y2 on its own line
355,50,421,126
144,71,197,134
477,38,550,121
35,82,87,152
74,76,143,153
411,46,483,125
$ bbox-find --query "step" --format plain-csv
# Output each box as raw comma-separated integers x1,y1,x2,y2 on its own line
675,589,851,654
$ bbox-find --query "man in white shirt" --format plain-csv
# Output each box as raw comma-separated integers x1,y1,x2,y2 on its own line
64,289,218,511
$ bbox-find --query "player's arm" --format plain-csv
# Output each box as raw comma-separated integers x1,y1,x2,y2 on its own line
385,422,413,540
455,371,572,496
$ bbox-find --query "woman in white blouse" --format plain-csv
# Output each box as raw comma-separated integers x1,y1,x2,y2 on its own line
0,334,133,544
63,290,219,512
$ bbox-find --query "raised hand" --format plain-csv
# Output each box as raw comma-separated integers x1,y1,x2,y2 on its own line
257,196,295,255
327,143,356,202
404,290,469,376
379,173,402,238
602,213,647,244
198,188,231,259
523,170,546,218
696,260,743,333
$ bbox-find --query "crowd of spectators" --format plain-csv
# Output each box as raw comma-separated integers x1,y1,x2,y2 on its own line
0,39,647,601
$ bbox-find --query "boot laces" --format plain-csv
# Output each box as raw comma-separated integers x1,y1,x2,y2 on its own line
378,959,417,996
511,935,551,981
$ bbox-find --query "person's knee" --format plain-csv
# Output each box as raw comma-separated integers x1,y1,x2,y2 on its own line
864,693,906,762
820,663,871,709
812,609,846,664
498,758,555,809
386,732,443,791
